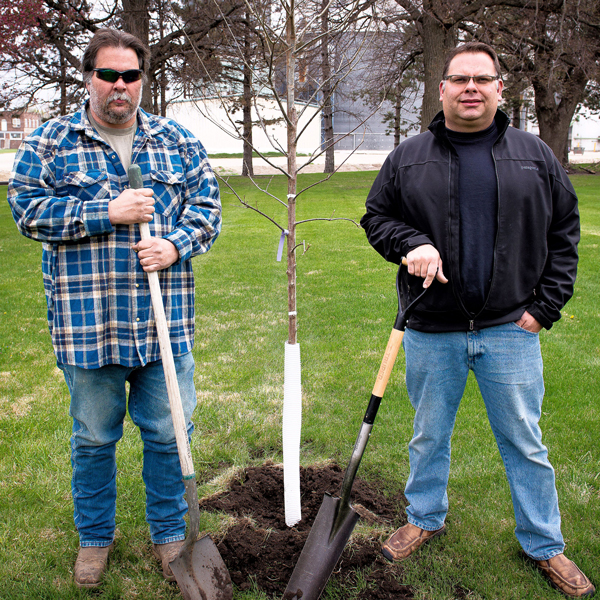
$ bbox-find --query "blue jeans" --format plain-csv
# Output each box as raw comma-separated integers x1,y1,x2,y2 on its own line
58,352,197,547
403,323,564,560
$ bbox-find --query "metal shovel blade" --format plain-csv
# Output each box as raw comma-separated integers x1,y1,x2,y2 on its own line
169,534,233,600
282,493,360,600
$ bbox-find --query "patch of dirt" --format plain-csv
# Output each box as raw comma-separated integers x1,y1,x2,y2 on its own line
199,461,413,598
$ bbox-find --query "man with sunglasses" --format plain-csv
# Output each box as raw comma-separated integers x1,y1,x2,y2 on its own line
8,29,221,588
362,42,594,597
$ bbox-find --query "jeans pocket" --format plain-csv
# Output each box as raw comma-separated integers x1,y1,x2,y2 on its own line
511,321,539,336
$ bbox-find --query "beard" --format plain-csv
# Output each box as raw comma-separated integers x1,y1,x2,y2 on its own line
89,87,141,125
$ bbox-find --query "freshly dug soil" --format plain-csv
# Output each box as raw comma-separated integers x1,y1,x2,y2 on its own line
199,461,414,598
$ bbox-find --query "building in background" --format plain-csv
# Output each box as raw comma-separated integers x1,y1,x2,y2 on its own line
0,112,42,149
167,97,322,156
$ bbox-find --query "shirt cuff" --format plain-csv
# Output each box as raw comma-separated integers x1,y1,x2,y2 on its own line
165,229,193,263
82,199,114,237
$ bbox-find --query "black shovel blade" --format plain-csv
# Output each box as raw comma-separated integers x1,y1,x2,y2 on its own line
169,534,233,600
282,493,360,600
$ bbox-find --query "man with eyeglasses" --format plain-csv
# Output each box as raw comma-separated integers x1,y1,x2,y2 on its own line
8,29,221,588
361,42,594,597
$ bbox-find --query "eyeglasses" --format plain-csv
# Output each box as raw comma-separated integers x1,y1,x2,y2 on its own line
93,68,143,84
443,75,500,86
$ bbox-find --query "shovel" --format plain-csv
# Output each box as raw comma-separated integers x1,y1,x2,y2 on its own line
282,260,434,600
128,165,233,600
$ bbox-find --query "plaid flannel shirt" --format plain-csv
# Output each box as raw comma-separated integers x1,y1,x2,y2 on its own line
8,104,221,368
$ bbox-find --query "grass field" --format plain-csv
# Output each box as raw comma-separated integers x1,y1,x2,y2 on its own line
0,172,598,600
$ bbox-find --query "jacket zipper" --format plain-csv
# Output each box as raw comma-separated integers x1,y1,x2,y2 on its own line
450,124,506,330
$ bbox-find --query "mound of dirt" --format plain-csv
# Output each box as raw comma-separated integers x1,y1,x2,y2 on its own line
199,462,413,598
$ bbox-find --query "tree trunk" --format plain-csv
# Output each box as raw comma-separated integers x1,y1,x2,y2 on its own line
286,5,298,345
60,53,67,116
242,64,254,177
511,102,521,130
394,82,402,147
532,68,588,166
242,18,254,177
122,0,152,112
321,0,334,173
419,11,456,131
159,0,167,117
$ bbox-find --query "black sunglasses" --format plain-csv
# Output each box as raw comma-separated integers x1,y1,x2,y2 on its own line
93,68,143,84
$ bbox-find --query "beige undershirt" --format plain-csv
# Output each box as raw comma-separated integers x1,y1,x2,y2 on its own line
87,107,136,171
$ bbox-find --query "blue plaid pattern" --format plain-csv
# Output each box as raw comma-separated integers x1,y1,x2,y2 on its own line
8,104,221,368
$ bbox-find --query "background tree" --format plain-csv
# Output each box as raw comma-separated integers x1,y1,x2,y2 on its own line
0,0,244,117
488,0,600,164
0,0,106,115
0,0,45,56
355,12,422,148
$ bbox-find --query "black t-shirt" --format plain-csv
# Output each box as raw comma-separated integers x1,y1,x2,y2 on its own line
447,122,498,314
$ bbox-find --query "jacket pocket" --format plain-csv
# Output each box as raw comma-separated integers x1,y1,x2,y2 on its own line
149,170,185,217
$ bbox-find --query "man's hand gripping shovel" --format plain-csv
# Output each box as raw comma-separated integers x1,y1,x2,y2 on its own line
282,259,436,600
128,165,233,600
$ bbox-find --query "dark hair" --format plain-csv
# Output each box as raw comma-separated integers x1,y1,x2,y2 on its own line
442,42,502,78
81,29,150,83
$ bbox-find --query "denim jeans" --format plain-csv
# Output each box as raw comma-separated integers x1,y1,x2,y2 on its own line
403,323,564,560
58,352,197,547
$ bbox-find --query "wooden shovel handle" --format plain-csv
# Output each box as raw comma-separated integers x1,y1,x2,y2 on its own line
372,328,404,398
138,222,195,479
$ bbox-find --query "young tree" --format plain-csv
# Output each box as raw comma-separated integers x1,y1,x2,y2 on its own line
196,0,376,526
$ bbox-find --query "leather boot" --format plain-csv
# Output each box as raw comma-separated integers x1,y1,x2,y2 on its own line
74,544,113,588
153,540,185,582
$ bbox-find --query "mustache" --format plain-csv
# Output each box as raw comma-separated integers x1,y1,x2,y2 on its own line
106,92,132,103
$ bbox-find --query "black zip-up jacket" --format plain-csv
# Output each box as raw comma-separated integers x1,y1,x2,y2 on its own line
361,110,580,332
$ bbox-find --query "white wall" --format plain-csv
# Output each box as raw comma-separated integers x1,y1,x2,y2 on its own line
523,105,600,151
570,107,600,151
167,97,322,155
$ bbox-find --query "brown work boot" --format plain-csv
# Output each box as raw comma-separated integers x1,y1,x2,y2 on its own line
533,553,595,598
153,540,185,582
381,522,446,561
74,544,113,588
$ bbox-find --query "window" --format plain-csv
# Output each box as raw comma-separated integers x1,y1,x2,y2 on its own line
12,118,21,128
10,132,22,139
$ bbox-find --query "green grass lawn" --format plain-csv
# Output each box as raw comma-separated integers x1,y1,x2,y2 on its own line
0,172,598,599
